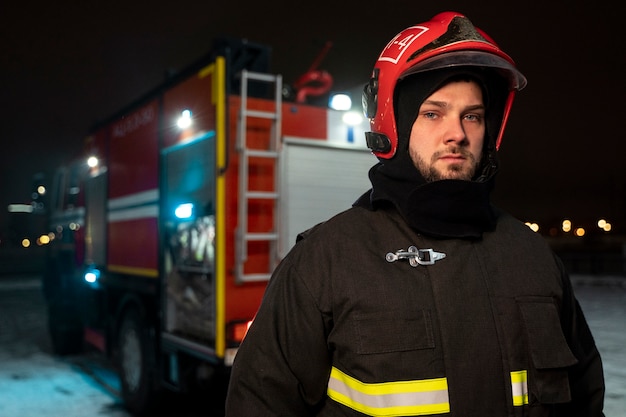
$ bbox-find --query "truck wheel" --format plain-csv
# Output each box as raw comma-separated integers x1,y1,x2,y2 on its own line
118,308,159,415
47,301,84,356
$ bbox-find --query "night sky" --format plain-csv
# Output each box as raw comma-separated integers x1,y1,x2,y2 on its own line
1,1,624,237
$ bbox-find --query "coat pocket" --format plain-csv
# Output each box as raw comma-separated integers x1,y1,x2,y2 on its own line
354,309,435,354
517,297,578,404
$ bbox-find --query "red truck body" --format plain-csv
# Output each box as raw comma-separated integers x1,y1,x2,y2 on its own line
43,41,374,414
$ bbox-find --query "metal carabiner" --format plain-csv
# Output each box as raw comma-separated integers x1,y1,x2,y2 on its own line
385,246,446,267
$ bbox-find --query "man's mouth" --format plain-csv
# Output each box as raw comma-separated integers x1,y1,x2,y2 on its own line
437,153,467,163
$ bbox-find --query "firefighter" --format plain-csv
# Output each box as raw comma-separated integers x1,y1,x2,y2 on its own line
225,11,605,416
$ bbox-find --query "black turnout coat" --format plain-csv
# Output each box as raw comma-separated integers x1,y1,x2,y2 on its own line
225,205,605,416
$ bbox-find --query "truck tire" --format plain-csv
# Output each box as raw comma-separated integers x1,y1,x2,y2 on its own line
47,301,84,356
118,308,159,416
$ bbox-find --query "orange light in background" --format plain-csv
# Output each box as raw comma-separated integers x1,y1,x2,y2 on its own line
562,219,572,233
597,219,612,232
575,227,585,237
525,222,539,233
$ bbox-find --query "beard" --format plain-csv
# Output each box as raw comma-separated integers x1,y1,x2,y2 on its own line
411,146,480,182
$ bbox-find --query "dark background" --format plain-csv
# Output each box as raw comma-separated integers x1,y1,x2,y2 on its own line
1,1,624,241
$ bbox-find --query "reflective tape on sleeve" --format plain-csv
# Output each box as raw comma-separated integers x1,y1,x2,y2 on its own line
511,370,529,406
327,367,450,416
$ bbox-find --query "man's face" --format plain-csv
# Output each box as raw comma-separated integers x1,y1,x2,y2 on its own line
408,79,485,182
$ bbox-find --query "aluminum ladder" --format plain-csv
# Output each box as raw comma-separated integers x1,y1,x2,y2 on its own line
235,69,282,283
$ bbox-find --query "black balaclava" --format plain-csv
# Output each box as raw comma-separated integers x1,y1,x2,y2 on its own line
354,66,508,239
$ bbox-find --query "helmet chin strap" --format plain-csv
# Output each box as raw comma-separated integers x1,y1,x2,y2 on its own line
474,143,499,183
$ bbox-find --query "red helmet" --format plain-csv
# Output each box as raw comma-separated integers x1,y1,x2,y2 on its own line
363,11,527,159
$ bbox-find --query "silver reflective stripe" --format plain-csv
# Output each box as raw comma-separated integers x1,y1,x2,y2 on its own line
511,370,529,406
327,367,450,416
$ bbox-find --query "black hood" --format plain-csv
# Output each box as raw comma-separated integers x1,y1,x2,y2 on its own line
355,67,508,239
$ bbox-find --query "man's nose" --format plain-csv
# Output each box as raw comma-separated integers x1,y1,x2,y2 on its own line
443,118,467,144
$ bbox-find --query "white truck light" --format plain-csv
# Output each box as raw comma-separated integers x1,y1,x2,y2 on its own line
177,109,193,129
329,93,351,111
342,111,363,126
174,203,194,219
84,268,101,284
87,156,99,168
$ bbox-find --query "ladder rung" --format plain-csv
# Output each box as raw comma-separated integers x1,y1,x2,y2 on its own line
245,232,278,241
239,273,272,282
246,191,278,199
243,71,279,83
243,109,278,120
246,149,278,158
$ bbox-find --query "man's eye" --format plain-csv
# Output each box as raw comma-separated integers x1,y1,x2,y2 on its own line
422,112,437,119
465,114,482,122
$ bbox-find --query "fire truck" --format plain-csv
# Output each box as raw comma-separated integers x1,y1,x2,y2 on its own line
41,39,375,414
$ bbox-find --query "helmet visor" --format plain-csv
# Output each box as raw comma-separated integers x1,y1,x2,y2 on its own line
400,50,527,91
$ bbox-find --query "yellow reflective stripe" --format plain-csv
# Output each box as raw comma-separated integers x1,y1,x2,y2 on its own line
327,367,449,416
511,370,529,406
